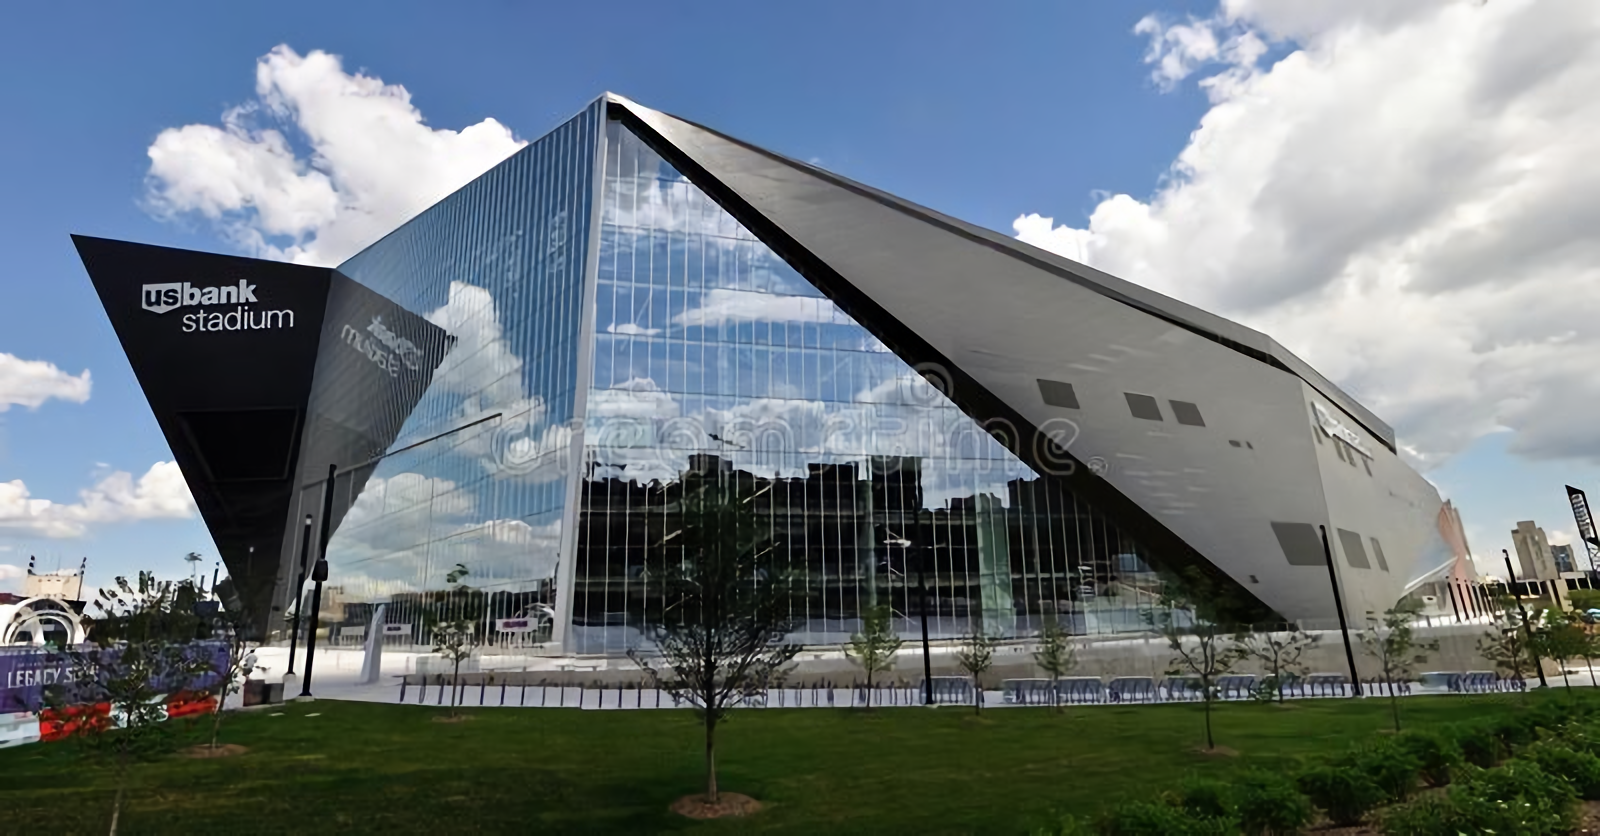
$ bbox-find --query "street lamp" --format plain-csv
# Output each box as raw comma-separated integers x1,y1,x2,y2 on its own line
286,515,313,676
299,464,337,699
885,532,934,706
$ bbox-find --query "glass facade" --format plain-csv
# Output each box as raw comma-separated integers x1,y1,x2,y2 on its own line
310,101,603,644
303,106,1196,654
566,120,1169,654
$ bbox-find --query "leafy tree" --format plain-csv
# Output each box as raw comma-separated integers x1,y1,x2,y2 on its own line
46,572,212,835
1532,609,1590,696
1236,627,1318,704
1360,599,1440,732
845,603,902,709
1032,618,1077,713
1479,597,1538,690
427,563,481,718
628,475,801,805
956,627,997,715
1150,568,1246,752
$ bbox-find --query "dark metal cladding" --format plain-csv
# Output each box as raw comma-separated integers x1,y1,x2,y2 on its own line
71,235,450,630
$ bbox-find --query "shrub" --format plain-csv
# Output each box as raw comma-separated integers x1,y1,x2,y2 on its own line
1296,765,1384,827
1393,729,1462,787
1491,710,1544,749
1097,800,1237,836
1234,771,1315,836
1030,813,1095,836
1384,759,1577,836
1380,794,1460,836
1338,742,1420,802
1446,759,1577,835
1170,778,1236,820
1452,722,1505,768
1522,742,1600,800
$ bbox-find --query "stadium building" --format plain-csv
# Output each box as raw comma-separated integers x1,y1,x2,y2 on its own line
75,95,1466,653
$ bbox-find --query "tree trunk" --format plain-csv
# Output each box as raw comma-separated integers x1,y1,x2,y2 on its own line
452,655,462,716
1388,678,1402,732
865,669,873,709
973,677,982,715
704,712,718,803
1203,696,1215,751
110,753,128,836
1589,655,1598,689
1052,676,1061,714
209,689,224,749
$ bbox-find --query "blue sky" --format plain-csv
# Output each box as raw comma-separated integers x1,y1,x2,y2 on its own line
3,0,1598,591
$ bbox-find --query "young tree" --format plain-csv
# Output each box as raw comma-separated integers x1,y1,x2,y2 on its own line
201,605,257,752
628,475,801,806
427,563,481,718
1360,599,1441,733
1032,618,1077,713
1533,609,1590,696
1478,596,1537,691
956,627,996,715
1149,568,1246,752
1236,627,1319,704
846,603,902,709
47,572,212,835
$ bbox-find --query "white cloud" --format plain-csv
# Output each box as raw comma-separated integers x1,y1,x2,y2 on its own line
145,45,526,267
0,353,91,412
0,462,197,539
0,563,21,594
675,288,842,328
1016,0,1600,468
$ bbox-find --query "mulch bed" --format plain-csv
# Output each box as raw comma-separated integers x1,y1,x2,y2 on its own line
1577,800,1600,834
669,792,762,819
179,744,248,759
431,715,475,724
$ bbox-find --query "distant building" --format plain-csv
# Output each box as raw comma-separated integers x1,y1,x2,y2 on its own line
23,557,85,602
1552,543,1578,574
1511,521,1560,582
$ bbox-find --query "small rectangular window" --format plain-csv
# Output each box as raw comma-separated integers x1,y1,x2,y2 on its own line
1338,528,1371,569
1370,537,1390,572
1169,400,1205,427
1125,393,1163,421
1271,521,1326,566
1229,440,1242,448
1037,379,1080,409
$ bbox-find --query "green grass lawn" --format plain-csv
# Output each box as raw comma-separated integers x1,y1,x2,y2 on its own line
0,692,1543,834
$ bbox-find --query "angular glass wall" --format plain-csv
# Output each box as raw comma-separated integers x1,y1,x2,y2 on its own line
570,119,1170,654
304,101,602,647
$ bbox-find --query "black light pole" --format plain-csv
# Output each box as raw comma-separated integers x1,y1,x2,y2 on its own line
285,515,313,676
1320,525,1363,697
1503,549,1548,688
300,464,337,698
918,567,934,706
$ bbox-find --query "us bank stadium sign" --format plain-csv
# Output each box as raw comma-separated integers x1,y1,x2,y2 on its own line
141,280,295,332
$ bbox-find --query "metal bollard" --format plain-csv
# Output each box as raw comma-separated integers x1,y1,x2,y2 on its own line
399,679,408,704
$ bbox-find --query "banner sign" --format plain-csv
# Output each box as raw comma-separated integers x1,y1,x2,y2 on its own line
382,623,412,636
0,642,228,714
495,618,538,634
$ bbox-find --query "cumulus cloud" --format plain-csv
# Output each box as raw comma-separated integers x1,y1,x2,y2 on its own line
0,353,91,412
0,563,20,594
145,45,526,266
0,462,197,539
1016,0,1600,468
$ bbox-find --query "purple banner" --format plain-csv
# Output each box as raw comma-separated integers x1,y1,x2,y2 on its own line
0,642,229,713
